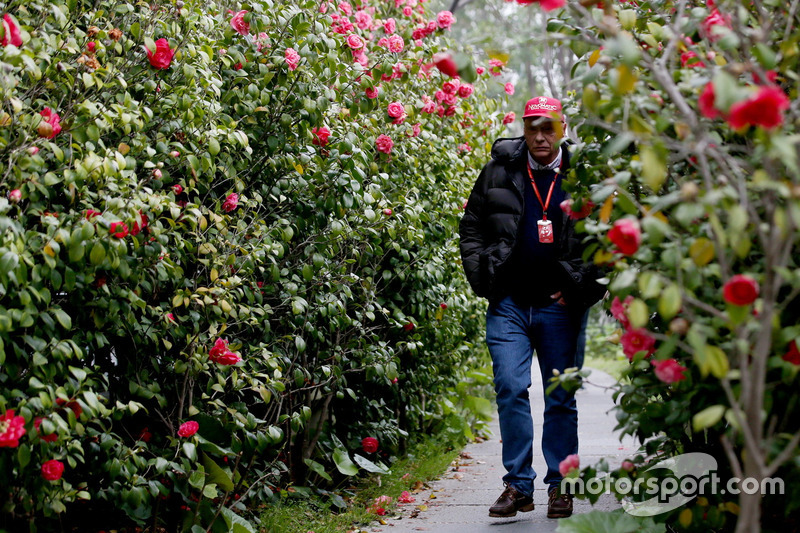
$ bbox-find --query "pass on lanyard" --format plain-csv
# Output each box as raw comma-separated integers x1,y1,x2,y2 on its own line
527,164,558,243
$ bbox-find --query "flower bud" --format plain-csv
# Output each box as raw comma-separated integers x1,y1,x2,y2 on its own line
170,150,180,158
669,317,689,336
152,168,163,178
680,182,700,202
27,146,40,155
8,189,22,203
37,121,54,138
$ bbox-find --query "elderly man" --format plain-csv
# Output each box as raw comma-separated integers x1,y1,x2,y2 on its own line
459,96,605,519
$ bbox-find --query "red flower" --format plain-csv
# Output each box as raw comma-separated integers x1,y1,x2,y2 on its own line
146,38,175,70
177,420,199,438
209,338,242,365
680,50,704,69
610,295,634,329
504,82,515,95
172,184,183,195
502,112,516,125
722,274,759,306
375,134,394,154
2,14,22,47
362,436,379,453
403,322,415,331
138,427,153,443
85,209,101,220
41,459,65,481
488,58,505,76
699,82,723,119
519,0,567,10
56,398,83,418
284,47,300,71
652,358,688,384
312,126,331,146
558,454,580,477
34,418,58,443
432,53,459,78
109,221,129,238
458,83,474,98
39,107,62,139
130,210,148,236
222,193,239,212
398,490,416,503
608,218,641,256
560,198,595,220
727,85,791,130
230,10,250,35
783,341,800,365
701,9,730,42
621,328,656,360
0,409,26,448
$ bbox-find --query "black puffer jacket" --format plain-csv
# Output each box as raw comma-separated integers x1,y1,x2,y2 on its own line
459,136,606,313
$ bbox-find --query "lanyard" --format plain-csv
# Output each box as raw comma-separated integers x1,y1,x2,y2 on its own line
526,164,558,221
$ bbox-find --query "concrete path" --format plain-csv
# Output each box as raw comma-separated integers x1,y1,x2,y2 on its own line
377,367,637,532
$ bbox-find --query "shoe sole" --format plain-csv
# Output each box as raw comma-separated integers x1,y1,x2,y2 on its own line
489,503,535,517
547,511,573,519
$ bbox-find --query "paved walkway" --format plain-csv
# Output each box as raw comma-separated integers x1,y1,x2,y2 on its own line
378,367,637,532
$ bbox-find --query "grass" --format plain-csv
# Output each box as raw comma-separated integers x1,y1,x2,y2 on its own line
257,433,463,533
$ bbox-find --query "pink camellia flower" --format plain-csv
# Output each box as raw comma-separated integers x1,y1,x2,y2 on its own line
402,6,412,16
701,9,730,42
621,328,656,360
170,150,180,158
177,420,199,438
375,134,394,154
502,112,516,124
387,101,405,119
354,10,372,30
222,193,239,212
383,208,393,216
146,38,175,70
152,168,162,179
365,86,379,99
41,459,65,481
621,460,635,472
783,340,800,365
230,10,250,35
457,143,471,152
346,34,365,50
722,274,759,306
87,41,96,53
442,79,459,95
459,84,476,99
410,123,421,137
38,107,62,139
383,17,396,34
28,146,39,155
172,184,183,195
8,189,21,203
362,436,379,453
488,58,505,76
312,126,331,146
476,66,486,74
727,85,791,130
338,1,352,15
331,17,354,34
109,221,129,239
377,37,390,48
652,358,688,384
699,82,723,119
209,338,242,365
421,96,436,114
610,295,634,330
558,454,580,477
387,34,404,53
560,198,595,220
608,218,641,256
436,10,455,29
680,50,704,69
285,47,300,71
504,82,515,95
0,409,26,448
2,14,22,47
398,490,416,504
166,312,176,323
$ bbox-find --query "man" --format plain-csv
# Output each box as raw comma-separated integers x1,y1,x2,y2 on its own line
459,96,605,519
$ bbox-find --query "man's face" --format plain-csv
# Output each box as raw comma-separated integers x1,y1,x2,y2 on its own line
523,117,563,164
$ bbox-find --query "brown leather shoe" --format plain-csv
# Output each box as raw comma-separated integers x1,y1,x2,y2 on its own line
489,484,535,517
547,489,573,518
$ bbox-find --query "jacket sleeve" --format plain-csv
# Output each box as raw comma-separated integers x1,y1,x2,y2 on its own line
459,165,491,298
558,220,608,311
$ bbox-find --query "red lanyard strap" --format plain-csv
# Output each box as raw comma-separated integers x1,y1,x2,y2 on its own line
526,164,558,221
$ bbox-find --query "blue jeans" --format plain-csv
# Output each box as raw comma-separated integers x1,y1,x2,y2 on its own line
486,296,586,496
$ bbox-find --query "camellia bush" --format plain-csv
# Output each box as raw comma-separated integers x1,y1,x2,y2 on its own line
514,0,800,531
0,0,505,530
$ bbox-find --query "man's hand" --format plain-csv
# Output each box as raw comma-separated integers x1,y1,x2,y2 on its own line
551,291,566,306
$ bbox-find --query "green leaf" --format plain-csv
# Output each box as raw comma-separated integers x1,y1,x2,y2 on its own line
90,242,106,265
352,454,390,474
183,442,198,462
658,284,682,320
556,509,665,533
304,458,333,481
188,467,205,489
692,405,726,432
221,508,256,533
53,309,72,330
202,453,234,492
332,448,359,476
17,444,31,469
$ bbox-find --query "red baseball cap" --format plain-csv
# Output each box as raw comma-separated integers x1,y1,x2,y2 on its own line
523,96,563,119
